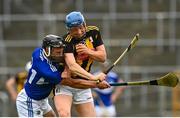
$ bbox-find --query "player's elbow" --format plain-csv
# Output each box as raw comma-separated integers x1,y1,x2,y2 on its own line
100,51,107,62
99,54,106,63
101,57,106,63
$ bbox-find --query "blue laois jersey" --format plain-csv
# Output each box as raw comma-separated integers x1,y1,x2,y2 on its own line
93,71,119,106
25,48,64,100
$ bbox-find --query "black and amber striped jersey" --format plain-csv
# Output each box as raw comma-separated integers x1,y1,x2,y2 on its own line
64,26,104,72
15,71,28,93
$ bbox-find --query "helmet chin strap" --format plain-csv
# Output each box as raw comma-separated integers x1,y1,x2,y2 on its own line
43,47,51,57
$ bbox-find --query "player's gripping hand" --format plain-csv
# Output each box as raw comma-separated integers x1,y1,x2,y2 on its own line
76,44,89,55
94,72,106,82
97,80,111,89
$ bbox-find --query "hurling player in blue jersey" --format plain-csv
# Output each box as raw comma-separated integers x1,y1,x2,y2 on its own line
93,72,125,117
93,62,126,117
16,34,110,117
16,35,65,117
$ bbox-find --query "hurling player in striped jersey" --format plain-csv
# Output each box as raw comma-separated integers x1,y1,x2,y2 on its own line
54,11,109,117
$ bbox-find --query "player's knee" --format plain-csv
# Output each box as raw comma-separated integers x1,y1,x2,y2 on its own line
57,108,70,117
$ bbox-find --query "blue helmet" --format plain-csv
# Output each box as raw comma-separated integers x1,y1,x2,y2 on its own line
65,11,85,29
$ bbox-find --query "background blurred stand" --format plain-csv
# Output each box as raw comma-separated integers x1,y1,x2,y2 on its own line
0,91,8,116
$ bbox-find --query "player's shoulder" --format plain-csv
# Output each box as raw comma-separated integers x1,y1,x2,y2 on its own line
86,26,100,32
63,33,73,43
32,47,44,61
32,47,41,55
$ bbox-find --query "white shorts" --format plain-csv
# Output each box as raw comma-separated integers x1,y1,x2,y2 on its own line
95,105,116,117
16,89,52,117
55,85,93,104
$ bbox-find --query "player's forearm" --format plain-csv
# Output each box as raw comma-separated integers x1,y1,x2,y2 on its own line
88,49,106,62
6,86,18,101
67,62,95,80
7,87,17,96
61,77,97,89
69,79,97,89
112,80,126,100
112,88,124,103
65,53,97,81
6,78,18,100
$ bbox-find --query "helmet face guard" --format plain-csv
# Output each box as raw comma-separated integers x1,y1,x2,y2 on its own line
42,35,65,63
48,47,64,63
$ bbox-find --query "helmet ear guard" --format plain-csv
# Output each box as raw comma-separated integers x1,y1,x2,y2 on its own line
42,46,51,57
